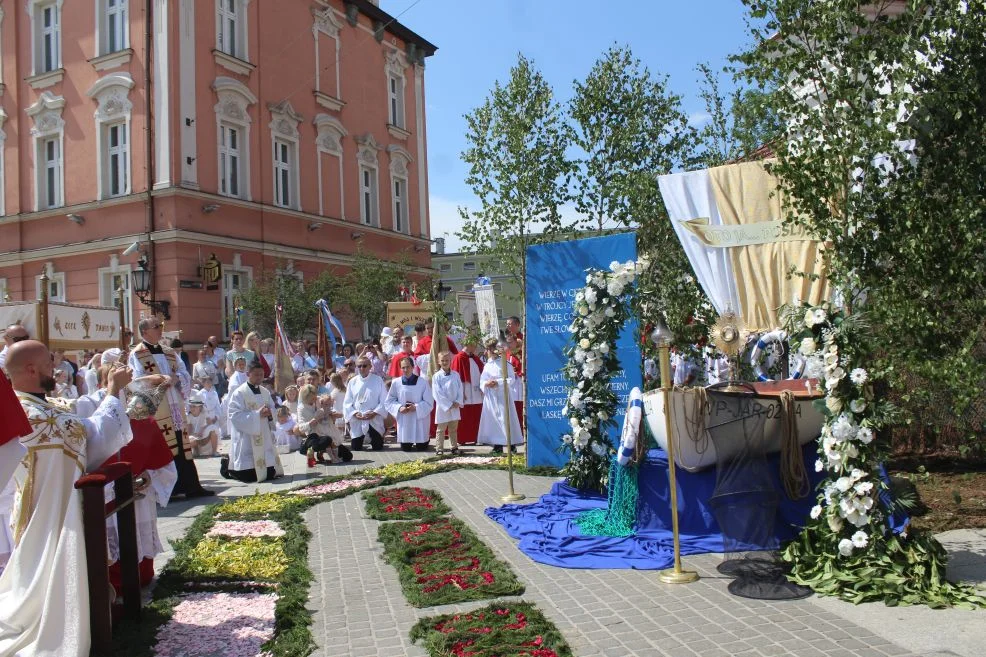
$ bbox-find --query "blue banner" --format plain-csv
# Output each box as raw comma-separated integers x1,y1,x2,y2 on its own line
524,233,643,468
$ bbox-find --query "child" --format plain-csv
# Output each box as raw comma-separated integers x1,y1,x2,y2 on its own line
53,369,78,399
283,385,300,418
227,356,249,392
328,373,348,441
274,406,300,454
185,394,221,457
432,352,463,456
197,376,223,432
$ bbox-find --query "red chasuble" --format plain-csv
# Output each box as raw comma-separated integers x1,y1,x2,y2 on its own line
102,417,175,475
413,336,432,357
0,370,31,445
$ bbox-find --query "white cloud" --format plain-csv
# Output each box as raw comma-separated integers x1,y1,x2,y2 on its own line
688,111,712,126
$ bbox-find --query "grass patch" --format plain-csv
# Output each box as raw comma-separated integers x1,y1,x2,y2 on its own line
410,600,573,657
363,486,451,521
378,517,524,607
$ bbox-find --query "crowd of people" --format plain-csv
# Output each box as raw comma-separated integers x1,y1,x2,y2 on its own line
0,313,527,655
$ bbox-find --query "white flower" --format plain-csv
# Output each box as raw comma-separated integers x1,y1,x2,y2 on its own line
609,260,621,272
851,530,869,549
827,514,844,532
856,427,874,444
597,411,608,421
799,337,817,355
591,441,608,457
607,280,624,297
835,476,853,493
578,305,589,317
599,343,610,354
812,308,827,325
827,367,846,383
831,415,856,442
850,368,868,385
838,538,855,556
825,396,843,414
604,307,616,318
804,309,817,327
561,434,573,444
854,481,874,495
810,505,823,519
584,287,598,307
815,459,825,473
849,399,867,414
579,338,591,350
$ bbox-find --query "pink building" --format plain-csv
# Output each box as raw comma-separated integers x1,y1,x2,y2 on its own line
0,0,436,343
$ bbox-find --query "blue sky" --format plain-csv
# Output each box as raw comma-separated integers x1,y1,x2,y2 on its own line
380,0,756,251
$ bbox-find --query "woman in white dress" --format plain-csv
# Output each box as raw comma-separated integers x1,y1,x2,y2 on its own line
477,340,524,454
386,356,434,452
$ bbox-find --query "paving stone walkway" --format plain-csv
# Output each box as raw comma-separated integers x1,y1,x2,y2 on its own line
155,443,986,657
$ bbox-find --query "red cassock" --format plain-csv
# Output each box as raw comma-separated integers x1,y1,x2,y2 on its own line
449,351,484,445
506,350,525,433
413,336,432,357
103,417,175,591
0,370,31,446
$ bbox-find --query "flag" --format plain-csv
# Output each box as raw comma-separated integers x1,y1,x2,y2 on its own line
273,305,296,394
315,299,347,370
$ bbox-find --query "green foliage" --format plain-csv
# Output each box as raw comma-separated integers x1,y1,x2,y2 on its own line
410,601,574,657
568,45,694,233
457,54,572,302
239,265,342,340
338,247,414,332
736,0,986,449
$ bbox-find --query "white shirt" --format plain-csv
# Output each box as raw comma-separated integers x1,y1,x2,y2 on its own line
343,373,387,439
432,369,464,424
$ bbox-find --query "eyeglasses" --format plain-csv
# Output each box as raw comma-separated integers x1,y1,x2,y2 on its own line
357,364,371,369
148,323,161,329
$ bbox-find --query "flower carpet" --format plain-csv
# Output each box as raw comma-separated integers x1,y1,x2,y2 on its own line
363,486,451,521
377,516,525,607
115,456,561,657
409,601,573,657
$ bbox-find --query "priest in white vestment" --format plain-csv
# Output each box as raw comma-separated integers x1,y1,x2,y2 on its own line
343,357,388,451
386,356,434,452
222,361,283,483
0,340,131,657
477,344,524,453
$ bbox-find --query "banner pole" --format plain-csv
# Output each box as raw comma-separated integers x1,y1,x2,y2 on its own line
500,350,524,503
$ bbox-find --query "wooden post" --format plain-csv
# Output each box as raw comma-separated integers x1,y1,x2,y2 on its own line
38,271,50,347
117,287,128,351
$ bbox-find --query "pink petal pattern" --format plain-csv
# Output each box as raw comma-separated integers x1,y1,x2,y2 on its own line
440,456,505,466
288,477,383,497
153,592,276,657
206,520,286,539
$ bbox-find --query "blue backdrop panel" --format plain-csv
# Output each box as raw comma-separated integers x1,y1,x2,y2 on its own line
524,233,643,468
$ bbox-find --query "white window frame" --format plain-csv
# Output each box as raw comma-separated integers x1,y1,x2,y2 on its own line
35,264,66,302
384,49,408,129
356,134,381,227
216,0,249,60
30,0,62,75
0,278,7,302
105,122,129,197
312,7,343,101
96,0,129,56
268,100,302,210
387,146,412,234
213,77,256,200
0,108,7,217
221,259,253,340
27,92,66,211
98,256,133,329
439,263,450,273
88,74,135,200
314,113,347,219
219,122,243,198
463,261,476,272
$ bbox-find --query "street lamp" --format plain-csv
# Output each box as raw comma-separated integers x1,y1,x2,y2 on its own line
650,314,699,585
131,256,171,320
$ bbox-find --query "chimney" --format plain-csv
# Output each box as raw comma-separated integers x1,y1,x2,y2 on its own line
434,237,445,255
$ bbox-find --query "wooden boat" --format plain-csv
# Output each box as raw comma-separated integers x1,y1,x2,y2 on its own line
641,381,825,473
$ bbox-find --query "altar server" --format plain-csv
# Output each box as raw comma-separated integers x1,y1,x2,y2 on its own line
449,338,484,445
477,340,524,453
344,356,388,451
432,352,463,455
185,392,222,457
1,340,131,657
222,361,283,482
386,356,434,451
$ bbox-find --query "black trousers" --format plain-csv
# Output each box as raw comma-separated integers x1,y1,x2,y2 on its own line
227,465,278,483
352,426,383,451
172,431,205,495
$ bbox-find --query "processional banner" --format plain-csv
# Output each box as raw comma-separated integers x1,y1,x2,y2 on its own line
658,161,831,332
473,285,499,340
524,233,643,468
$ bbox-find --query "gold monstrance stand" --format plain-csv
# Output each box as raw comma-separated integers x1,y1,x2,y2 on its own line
710,310,747,393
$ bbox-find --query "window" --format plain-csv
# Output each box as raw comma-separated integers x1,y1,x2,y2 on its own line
216,0,249,61
104,0,127,54
105,122,129,197
42,138,61,209
35,267,66,302
273,139,291,207
0,278,7,302
222,268,251,339
219,123,241,197
99,259,132,328
439,263,451,273
388,75,405,128
359,165,379,226
39,3,60,73
496,309,504,320
392,178,407,233
463,261,476,271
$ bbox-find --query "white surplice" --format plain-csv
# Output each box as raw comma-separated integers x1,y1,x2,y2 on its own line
477,359,524,446
343,373,387,440
386,376,434,444
227,383,283,482
432,369,464,424
0,392,127,657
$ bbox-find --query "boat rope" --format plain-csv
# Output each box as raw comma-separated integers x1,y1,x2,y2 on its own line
779,390,810,500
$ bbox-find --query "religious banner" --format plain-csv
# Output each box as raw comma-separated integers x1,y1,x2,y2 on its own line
658,161,831,331
456,292,478,327
524,233,643,468
0,300,120,350
386,301,438,338
473,284,499,340
0,302,39,339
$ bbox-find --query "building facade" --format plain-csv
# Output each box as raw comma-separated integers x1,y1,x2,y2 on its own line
433,250,522,328
0,0,436,343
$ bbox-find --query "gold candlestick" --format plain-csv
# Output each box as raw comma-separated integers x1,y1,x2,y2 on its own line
652,321,699,585
500,352,525,503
